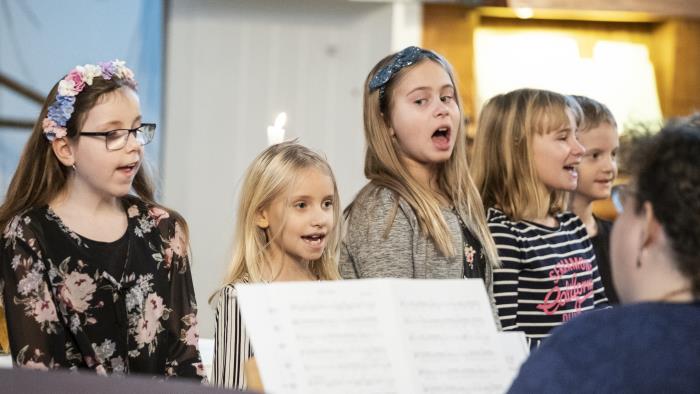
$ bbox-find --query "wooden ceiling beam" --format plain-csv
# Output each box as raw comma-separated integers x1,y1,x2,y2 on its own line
0,118,35,130
508,0,700,19
0,72,44,104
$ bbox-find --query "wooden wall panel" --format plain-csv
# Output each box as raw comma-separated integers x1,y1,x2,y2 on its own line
422,5,479,128
650,19,700,118
479,17,654,49
424,4,700,120
650,21,677,117
509,0,700,19
668,20,700,116
423,5,700,220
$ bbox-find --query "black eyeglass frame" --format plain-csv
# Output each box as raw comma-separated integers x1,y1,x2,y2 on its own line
611,184,637,214
79,123,156,151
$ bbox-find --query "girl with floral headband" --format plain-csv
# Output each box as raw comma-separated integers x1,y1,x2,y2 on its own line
0,60,206,380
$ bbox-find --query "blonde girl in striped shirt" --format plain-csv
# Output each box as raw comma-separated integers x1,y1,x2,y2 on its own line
471,88,609,348
211,142,341,389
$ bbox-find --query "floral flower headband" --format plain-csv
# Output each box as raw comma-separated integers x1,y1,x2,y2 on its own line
42,59,136,141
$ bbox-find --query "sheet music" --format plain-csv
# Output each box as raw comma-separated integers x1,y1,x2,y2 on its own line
388,281,509,394
236,279,515,394
496,331,530,389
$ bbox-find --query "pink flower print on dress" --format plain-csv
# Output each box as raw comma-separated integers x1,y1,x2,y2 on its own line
2,215,22,239
135,321,157,347
135,293,165,346
19,347,50,371
194,362,207,378
95,364,108,376
144,293,165,322
148,207,170,226
170,222,186,258
127,205,140,218
33,288,59,324
59,271,96,313
24,360,49,371
181,313,199,346
163,247,173,270
184,324,199,346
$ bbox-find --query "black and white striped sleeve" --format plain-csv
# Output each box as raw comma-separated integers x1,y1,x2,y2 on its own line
490,221,523,332
211,284,253,389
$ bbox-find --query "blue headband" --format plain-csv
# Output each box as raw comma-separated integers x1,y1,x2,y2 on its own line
368,46,440,97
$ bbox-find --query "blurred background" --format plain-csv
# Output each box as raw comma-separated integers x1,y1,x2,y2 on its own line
2,0,699,337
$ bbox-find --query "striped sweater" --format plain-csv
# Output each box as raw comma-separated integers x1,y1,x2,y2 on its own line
488,208,608,348
211,284,253,390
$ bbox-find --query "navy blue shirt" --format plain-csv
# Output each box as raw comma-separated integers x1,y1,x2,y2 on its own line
508,302,700,393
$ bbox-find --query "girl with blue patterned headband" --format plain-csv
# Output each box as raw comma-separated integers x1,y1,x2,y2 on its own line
0,60,206,380
340,47,501,320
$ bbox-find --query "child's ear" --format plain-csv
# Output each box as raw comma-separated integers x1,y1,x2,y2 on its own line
255,209,269,229
51,137,75,167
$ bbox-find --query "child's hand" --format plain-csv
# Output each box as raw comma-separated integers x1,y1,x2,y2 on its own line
244,356,264,392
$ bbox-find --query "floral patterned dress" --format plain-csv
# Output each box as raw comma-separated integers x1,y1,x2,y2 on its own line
0,196,205,380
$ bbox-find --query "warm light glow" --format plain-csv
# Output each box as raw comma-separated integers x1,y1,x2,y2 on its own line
514,7,534,19
267,112,287,145
274,112,287,129
589,41,662,127
474,29,663,131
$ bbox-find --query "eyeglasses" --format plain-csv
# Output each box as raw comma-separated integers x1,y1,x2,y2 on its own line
611,184,635,214
79,123,156,151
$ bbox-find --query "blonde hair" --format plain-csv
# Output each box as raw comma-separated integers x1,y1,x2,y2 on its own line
221,141,342,286
347,48,499,268
471,88,583,220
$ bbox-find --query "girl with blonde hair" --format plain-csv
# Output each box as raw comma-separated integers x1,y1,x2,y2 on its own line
340,47,499,299
211,141,341,389
509,114,700,393
472,88,609,348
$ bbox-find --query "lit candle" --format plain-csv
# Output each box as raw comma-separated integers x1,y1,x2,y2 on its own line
267,112,287,145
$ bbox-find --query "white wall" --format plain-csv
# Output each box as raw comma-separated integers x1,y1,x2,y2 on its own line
391,2,422,51
163,0,394,336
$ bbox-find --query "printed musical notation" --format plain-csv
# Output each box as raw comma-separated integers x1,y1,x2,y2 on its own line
236,279,528,394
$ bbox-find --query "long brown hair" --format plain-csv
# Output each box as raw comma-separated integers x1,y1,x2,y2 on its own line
347,48,499,268
0,70,187,242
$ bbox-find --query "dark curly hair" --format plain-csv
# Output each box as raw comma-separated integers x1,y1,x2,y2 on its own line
627,113,700,298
